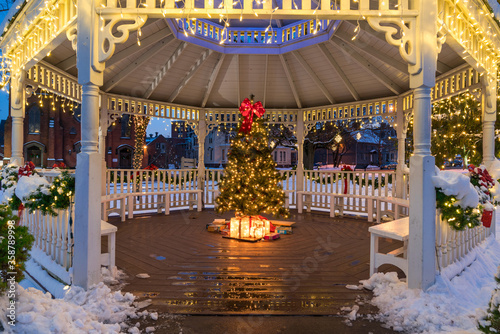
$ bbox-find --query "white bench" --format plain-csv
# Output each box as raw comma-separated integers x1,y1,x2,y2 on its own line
102,190,204,220
368,217,409,277
101,193,127,222
296,191,378,222
296,191,409,223
128,189,203,218
101,220,117,278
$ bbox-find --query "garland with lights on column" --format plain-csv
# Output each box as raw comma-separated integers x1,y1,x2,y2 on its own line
23,171,75,216
132,115,151,169
435,165,498,231
215,97,289,241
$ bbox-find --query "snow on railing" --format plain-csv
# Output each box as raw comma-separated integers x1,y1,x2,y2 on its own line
22,207,74,272
435,211,493,273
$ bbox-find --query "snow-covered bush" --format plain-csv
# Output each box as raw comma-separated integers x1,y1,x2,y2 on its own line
0,204,34,292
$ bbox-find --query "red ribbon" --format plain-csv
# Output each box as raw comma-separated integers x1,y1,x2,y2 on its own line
238,98,266,134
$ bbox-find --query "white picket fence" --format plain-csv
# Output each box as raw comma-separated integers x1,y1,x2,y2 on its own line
21,207,74,273
436,212,493,272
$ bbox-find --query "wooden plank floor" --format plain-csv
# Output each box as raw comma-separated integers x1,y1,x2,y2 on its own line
109,209,404,315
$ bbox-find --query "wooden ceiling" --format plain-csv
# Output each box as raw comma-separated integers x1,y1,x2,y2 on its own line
47,18,465,109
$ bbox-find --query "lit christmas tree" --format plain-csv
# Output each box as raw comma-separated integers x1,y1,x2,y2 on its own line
215,97,289,239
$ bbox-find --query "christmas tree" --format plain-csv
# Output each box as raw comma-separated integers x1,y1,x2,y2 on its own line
215,98,289,219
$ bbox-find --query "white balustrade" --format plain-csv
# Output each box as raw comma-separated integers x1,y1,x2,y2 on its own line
22,207,74,271
435,210,492,273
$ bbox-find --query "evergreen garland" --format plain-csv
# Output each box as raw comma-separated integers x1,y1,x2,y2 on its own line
0,204,34,291
23,171,75,216
435,189,481,230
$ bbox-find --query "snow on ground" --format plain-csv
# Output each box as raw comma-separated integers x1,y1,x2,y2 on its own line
354,213,500,333
0,268,154,334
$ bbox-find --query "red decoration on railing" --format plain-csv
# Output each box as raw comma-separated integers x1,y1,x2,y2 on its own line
145,164,158,171
341,165,353,194
18,161,35,178
238,98,266,134
52,162,67,169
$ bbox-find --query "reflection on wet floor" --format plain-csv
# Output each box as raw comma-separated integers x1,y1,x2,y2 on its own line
117,210,398,315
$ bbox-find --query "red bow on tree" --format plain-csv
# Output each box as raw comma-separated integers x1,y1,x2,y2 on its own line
238,98,266,134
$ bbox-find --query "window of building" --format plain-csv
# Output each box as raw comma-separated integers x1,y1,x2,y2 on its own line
222,149,225,161
274,151,278,161
28,106,41,134
69,127,77,135
121,114,131,138
209,148,213,161
209,136,213,144
160,143,166,153
283,151,286,161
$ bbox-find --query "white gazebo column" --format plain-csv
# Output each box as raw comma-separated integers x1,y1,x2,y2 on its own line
99,100,108,196
407,0,438,290
10,71,25,166
74,0,104,289
296,111,305,193
395,97,407,199
481,76,497,166
197,116,207,203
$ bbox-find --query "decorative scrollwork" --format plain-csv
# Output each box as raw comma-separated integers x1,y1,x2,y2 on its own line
303,122,316,137
98,14,147,64
481,76,496,112
366,17,418,73
185,121,199,136
107,112,122,128
25,84,38,98
66,23,77,51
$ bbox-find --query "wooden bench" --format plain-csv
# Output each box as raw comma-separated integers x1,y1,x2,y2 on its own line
127,189,203,218
296,191,378,222
101,220,117,277
102,190,204,220
296,191,409,224
368,217,409,277
101,193,128,222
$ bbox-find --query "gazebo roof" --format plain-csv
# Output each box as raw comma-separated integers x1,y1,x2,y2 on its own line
40,17,466,110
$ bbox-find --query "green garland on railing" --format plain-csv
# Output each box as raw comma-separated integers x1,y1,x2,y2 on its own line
24,172,75,216
435,189,481,231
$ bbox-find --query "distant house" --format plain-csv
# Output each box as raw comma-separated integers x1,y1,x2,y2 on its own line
144,133,186,169
204,130,296,168
341,127,397,166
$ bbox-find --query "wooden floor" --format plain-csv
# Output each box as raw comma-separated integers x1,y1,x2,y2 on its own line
108,209,403,315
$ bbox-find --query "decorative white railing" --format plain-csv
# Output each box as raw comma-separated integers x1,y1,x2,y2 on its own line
105,168,199,212
105,168,406,217
22,207,74,272
436,211,493,273
174,18,330,45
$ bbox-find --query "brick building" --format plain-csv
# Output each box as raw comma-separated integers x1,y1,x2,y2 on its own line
3,91,140,168
145,133,187,169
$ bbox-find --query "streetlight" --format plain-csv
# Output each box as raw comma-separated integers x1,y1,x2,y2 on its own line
355,132,362,165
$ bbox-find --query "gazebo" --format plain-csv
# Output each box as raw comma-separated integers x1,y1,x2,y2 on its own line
1,0,498,292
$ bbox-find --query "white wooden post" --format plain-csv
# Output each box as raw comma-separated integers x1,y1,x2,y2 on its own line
74,0,104,289
99,95,108,196
395,96,407,199
482,75,497,166
408,0,438,290
296,110,304,193
197,115,207,206
10,71,25,166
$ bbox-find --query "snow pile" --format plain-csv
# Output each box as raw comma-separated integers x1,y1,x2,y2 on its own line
432,167,479,208
361,236,500,333
486,159,500,181
7,282,139,333
15,174,49,201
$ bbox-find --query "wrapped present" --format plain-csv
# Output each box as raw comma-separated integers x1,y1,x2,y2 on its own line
276,226,293,234
220,229,230,236
207,225,221,232
213,219,226,225
264,233,280,240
